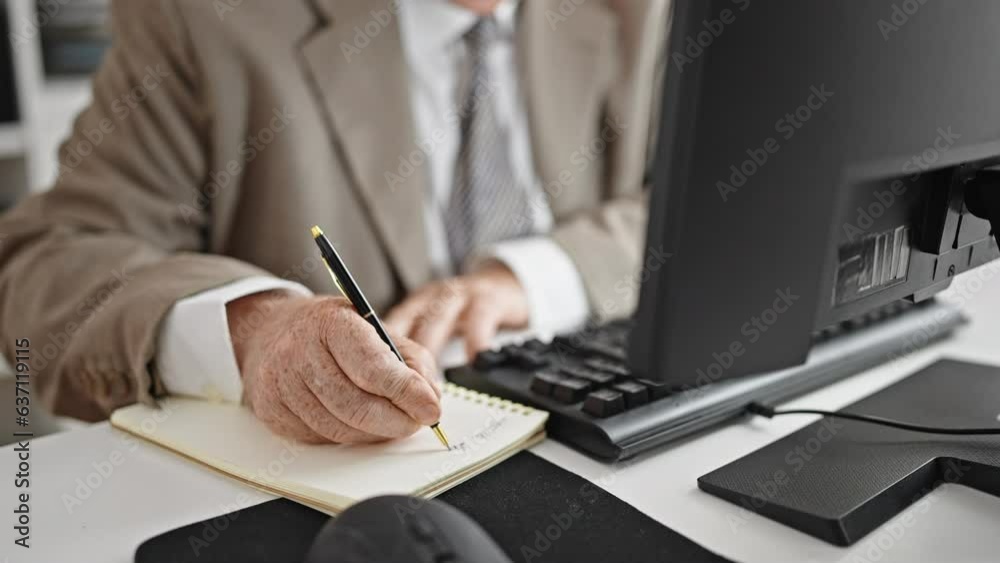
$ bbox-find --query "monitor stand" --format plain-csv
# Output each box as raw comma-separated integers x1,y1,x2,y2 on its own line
698,359,1000,546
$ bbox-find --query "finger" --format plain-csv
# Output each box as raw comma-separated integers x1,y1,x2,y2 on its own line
460,299,504,361
306,371,425,438
305,346,428,437
251,396,327,444
324,316,442,426
279,375,384,444
411,286,467,357
384,292,429,338
395,336,442,397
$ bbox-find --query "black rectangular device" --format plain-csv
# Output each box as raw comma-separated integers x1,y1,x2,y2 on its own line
0,1,19,123
448,0,1000,460
630,0,1000,388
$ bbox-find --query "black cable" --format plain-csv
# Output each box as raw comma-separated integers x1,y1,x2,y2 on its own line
746,402,1000,436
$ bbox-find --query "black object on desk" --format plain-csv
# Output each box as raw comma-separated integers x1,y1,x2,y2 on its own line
699,359,1000,546
448,300,965,460
305,495,512,563
135,452,731,563
0,1,20,123
450,0,1000,461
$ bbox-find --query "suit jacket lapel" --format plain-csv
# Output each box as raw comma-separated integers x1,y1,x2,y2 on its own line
298,0,432,291
518,1,617,217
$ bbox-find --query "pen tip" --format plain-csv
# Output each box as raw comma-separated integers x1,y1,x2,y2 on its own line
311,225,324,238
431,423,450,449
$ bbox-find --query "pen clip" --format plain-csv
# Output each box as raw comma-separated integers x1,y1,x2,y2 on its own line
333,275,348,299
323,261,349,299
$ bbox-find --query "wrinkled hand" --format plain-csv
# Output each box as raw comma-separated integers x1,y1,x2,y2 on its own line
228,292,442,444
385,261,530,360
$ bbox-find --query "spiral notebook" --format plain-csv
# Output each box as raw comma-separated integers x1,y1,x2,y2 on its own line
110,383,548,514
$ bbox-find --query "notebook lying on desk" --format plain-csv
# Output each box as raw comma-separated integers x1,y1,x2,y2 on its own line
111,383,547,514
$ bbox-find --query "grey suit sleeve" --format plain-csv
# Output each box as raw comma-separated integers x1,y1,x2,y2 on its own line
0,0,268,420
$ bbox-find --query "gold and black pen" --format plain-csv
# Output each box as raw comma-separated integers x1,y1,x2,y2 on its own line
310,226,450,449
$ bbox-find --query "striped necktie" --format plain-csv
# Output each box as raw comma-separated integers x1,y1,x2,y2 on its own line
444,16,534,269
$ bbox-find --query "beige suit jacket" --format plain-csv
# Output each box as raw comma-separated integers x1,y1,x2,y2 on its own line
0,0,669,420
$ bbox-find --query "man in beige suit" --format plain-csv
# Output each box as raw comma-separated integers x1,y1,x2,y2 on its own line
0,0,667,443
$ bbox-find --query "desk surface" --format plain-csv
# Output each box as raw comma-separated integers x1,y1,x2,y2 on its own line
5,272,1000,563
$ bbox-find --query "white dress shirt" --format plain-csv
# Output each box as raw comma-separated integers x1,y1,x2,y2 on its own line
156,0,590,402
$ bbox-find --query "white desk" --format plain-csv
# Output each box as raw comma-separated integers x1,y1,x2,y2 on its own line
5,272,1000,563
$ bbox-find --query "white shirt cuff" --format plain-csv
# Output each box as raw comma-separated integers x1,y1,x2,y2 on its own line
480,237,591,336
155,276,313,403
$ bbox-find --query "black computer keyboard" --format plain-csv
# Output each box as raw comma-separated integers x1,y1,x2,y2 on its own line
485,320,677,418
446,300,968,461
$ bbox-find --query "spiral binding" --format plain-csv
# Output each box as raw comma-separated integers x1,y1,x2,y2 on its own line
444,382,537,416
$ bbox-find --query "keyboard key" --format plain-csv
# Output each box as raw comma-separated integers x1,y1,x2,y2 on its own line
608,329,629,347
520,339,548,353
636,378,673,400
551,335,580,349
582,389,626,418
505,348,550,370
551,378,593,404
472,350,507,371
530,371,564,396
584,357,630,377
578,341,627,362
560,365,615,385
594,328,627,348
613,381,649,408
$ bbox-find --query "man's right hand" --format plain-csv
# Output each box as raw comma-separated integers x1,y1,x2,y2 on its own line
226,292,442,444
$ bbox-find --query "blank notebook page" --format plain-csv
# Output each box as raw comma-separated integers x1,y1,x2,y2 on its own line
111,383,547,513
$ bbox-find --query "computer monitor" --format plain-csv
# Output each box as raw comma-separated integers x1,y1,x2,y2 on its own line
630,0,1000,386
0,2,19,125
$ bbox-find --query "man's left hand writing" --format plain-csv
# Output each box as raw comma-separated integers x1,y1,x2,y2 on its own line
385,262,530,360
